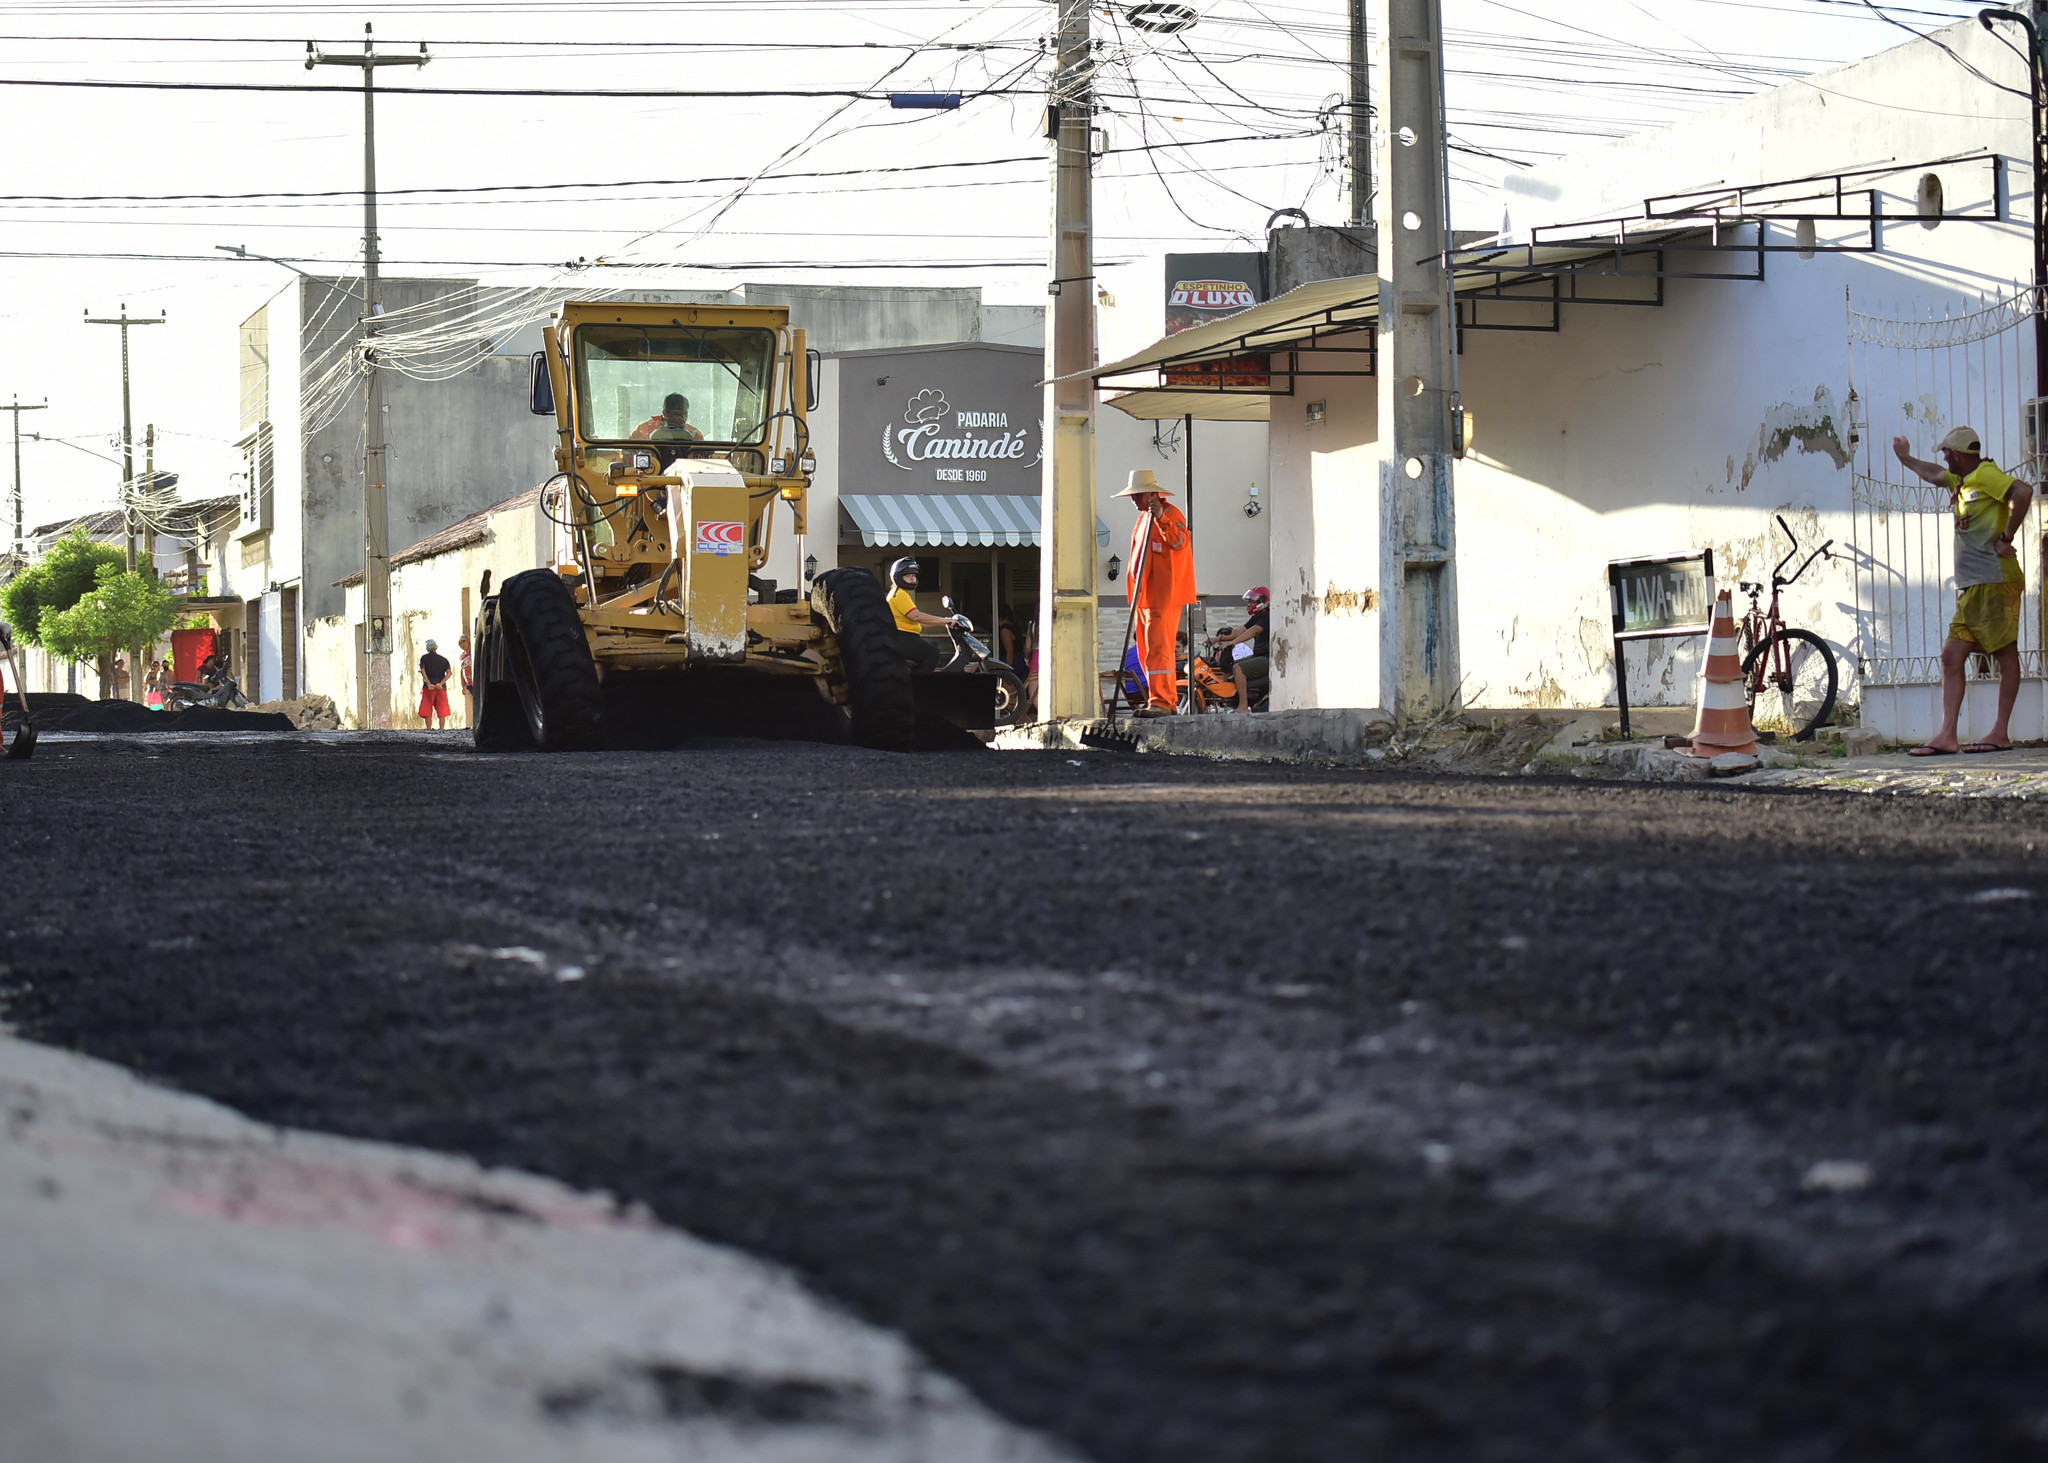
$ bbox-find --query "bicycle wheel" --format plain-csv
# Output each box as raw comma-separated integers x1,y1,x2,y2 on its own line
1740,628,1837,741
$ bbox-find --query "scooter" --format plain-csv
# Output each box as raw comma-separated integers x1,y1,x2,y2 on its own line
1182,632,1269,714
166,666,250,713
937,597,1028,727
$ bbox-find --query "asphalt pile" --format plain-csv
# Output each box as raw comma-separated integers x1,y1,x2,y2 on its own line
3,693,294,733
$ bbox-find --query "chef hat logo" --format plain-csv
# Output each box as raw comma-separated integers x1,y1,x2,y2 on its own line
904,388,949,425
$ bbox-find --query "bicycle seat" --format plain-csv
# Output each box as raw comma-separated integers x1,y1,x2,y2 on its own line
1738,581,1759,593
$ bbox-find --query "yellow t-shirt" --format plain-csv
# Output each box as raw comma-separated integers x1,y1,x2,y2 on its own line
1942,460,2026,588
887,585,920,633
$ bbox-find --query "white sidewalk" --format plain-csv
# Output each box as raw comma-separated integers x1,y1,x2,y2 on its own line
0,1033,1072,1463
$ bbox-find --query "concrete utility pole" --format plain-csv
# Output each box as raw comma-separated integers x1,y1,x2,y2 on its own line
1375,0,1459,717
1348,0,1372,226
83,304,165,577
85,305,165,702
1039,0,1100,721
310,24,428,730
143,425,157,581
2,397,48,556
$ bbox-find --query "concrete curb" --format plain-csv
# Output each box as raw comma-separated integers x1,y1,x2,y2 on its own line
995,709,1397,767
1740,764,2048,800
0,1031,1076,1463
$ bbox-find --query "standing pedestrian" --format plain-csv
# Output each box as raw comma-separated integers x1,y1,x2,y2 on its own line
457,634,473,726
418,638,453,730
1115,469,1197,715
1892,428,2034,753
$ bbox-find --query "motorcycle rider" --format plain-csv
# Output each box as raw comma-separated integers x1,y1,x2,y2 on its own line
1210,585,1270,710
885,557,966,673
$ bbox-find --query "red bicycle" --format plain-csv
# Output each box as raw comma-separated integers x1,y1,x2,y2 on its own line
1737,514,1839,741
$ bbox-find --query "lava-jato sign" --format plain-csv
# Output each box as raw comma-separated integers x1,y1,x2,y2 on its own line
695,520,745,556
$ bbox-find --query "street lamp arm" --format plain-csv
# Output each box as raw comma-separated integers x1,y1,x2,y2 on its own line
214,243,334,286
29,432,123,469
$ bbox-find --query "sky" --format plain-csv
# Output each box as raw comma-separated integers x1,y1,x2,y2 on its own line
0,0,1999,537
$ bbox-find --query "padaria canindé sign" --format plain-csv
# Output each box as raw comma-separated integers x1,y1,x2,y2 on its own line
882,388,1040,478
839,343,1045,491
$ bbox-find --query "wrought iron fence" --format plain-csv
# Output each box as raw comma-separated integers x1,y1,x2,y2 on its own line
1846,284,2044,685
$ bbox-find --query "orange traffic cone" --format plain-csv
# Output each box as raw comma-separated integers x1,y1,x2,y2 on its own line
1684,589,1757,756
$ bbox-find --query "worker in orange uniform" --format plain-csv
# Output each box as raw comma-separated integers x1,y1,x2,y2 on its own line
1116,468,1196,715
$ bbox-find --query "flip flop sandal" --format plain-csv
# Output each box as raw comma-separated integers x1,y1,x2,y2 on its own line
1961,742,2012,754
1908,745,1956,756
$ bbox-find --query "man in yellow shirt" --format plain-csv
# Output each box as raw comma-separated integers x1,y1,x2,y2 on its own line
885,557,965,674
1892,426,2034,753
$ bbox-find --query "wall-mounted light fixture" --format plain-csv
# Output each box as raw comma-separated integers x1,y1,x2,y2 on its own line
1105,554,1122,581
804,553,818,583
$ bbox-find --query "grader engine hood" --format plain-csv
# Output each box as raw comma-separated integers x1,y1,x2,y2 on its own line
667,460,749,663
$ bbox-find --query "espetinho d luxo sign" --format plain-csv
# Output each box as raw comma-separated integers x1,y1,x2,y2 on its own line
1163,251,1268,389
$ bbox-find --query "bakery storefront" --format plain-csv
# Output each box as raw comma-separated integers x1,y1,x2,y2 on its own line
832,342,1060,649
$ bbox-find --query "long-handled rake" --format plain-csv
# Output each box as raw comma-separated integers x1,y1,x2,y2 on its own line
2,629,36,760
1107,507,1156,720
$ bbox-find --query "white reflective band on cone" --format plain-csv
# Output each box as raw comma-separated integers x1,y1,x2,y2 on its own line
1701,680,1751,710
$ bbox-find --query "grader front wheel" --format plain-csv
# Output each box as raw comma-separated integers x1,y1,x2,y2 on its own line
488,569,606,752
810,568,915,751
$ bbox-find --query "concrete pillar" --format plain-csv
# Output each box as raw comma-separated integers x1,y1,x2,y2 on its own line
1375,0,1460,719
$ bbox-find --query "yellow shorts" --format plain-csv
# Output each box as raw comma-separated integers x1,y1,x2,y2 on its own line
1949,580,2024,654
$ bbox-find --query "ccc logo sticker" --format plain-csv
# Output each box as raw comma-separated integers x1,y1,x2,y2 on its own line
695,521,745,556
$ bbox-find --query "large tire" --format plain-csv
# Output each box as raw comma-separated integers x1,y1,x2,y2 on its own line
1741,627,1838,742
811,567,914,751
496,568,606,751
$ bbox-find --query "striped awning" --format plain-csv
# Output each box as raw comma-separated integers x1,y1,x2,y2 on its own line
840,492,1047,548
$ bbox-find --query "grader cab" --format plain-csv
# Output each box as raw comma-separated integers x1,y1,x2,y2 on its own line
473,300,1000,752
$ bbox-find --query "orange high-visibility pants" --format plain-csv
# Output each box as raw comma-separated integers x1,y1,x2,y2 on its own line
1133,607,1178,710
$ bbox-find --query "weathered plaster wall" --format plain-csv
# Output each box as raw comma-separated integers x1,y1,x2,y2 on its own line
1268,362,1381,711
1264,21,2038,734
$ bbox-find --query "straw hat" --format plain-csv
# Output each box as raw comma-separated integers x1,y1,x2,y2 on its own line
1114,468,1175,498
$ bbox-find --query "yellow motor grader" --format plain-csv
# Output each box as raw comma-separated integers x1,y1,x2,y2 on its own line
474,300,1012,752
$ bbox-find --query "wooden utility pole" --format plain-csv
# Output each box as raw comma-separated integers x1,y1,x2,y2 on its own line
1040,0,1100,720
309,24,428,729
1375,0,1459,717
1349,0,1372,226
2,397,47,557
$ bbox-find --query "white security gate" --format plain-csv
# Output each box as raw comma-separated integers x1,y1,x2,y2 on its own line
1846,286,2046,736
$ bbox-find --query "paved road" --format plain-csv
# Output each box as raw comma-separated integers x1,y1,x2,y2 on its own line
5,734,2048,1461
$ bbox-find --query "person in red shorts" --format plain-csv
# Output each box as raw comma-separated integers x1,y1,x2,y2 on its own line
418,638,453,729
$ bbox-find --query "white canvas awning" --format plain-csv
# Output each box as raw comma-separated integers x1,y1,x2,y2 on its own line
840,493,1109,549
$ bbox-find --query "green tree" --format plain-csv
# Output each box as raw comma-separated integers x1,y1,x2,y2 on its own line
1,530,126,646
39,564,178,684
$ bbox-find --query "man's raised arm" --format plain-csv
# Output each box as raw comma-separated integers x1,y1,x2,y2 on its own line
1892,435,1950,486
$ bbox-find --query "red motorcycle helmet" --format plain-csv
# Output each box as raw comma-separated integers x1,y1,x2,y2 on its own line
1242,585,1270,614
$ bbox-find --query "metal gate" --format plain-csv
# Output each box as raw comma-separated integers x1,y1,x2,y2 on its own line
1846,285,2045,688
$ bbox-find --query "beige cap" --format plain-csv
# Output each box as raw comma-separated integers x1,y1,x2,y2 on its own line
1938,425,1983,454
1114,468,1175,498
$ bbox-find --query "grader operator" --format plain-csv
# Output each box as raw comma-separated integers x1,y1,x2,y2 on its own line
473,301,998,752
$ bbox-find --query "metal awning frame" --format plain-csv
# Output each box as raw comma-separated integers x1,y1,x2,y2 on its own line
1088,152,2013,400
